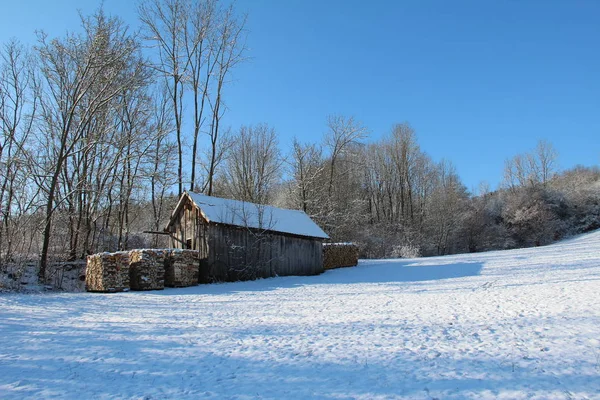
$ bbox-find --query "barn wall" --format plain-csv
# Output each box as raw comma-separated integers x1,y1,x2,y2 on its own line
169,199,208,256
205,224,323,282
168,197,208,257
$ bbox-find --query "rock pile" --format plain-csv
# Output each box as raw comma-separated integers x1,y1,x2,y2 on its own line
0,261,39,292
46,261,87,292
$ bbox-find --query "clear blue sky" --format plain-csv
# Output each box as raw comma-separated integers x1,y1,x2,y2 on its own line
1,0,598,191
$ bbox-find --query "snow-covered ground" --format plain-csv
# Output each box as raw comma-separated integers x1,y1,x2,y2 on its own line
1,232,600,399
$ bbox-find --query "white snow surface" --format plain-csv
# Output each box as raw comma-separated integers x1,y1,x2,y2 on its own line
187,191,329,239
2,231,600,399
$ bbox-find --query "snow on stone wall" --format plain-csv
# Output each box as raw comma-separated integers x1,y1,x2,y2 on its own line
45,261,87,292
0,261,39,292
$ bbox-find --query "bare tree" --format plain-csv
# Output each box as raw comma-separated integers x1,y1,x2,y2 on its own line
0,40,38,265
139,0,246,195
425,160,468,255
35,9,147,278
357,125,434,256
114,87,156,251
222,124,282,204
503,140,559,190
198,126,231,192
205,5,247,195
324,114,368,197
388,123,420,223
288,138,324,213
148,85,177,246
185,0,216,191
139,0,189,195
534,139,559,186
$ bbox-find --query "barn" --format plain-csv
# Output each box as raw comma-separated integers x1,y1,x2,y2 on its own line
165,191,329,282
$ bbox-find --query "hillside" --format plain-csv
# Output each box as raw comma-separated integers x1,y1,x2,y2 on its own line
1,231,599,399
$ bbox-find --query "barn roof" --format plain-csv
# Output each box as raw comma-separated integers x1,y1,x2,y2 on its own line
175,192,329,240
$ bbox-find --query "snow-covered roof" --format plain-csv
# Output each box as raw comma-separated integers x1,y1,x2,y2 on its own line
184,192,329,240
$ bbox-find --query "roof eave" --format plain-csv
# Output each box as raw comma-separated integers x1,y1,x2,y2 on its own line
210,220,329,240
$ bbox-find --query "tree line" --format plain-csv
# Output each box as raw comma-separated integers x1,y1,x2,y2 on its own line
1,1,599,279
276,120,599,258
0,0,246,278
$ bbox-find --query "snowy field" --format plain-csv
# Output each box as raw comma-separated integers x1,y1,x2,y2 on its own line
1,232,600,399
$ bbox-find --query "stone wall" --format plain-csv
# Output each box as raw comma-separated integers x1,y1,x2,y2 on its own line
45,261,87,292
0,261,39,292
1,260,87,292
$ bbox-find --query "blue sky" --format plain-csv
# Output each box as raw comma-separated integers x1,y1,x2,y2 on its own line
1,0,598,191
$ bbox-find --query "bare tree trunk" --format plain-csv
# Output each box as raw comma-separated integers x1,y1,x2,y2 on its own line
0,40,36,266
139,0,190,196
223,124,282,204
36,10,147,277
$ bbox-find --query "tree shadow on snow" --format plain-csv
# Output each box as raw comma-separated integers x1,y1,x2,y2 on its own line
153,260,483,296
1,313,596,399
317,260,483,285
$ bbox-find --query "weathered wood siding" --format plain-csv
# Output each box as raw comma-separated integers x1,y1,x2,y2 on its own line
168,196,324,283
169,197,209,257
204,224,323,282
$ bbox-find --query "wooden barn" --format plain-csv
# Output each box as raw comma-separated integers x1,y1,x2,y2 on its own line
165,191,329,282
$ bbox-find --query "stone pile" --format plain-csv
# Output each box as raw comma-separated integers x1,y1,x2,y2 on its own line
46,261,87,292
129,249,167,291
165,249,200,287
0,261,39,292
86,252,131,292
322,243,359,270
